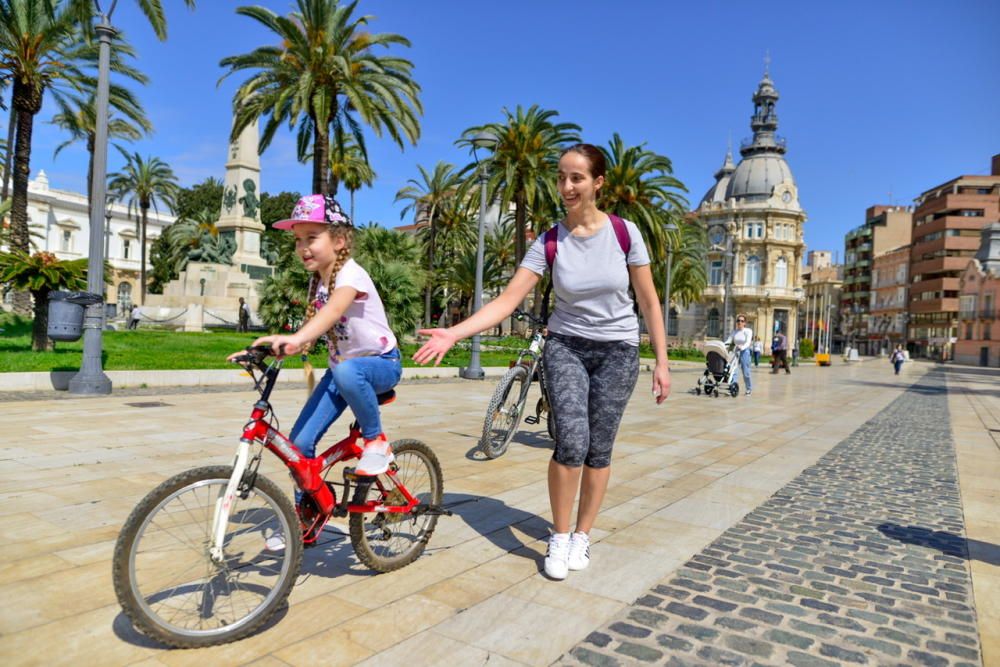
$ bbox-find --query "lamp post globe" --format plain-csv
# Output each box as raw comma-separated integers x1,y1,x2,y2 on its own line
460,131,496,380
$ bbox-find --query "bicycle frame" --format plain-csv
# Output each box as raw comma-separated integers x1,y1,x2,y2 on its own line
511,313,551,424
209,354,419,562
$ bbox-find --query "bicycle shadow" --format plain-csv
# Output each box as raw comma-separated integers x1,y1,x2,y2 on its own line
429,492,550,567
464,429,554,460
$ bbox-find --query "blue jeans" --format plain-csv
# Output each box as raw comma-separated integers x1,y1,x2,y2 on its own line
738,348,752,391
290,349,402,459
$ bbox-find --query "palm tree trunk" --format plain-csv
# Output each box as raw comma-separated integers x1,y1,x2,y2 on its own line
312,119,329,196
140,204,149,304
513,193,528,330
349,188,355,223
30,288,53,351
1,106,15,206
9,95,38,316
424,203,437,327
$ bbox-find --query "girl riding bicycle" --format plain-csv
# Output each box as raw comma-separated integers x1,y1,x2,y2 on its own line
415,144,671,581
233,194,402,485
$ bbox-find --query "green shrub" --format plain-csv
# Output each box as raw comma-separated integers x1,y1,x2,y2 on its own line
798,338,815,358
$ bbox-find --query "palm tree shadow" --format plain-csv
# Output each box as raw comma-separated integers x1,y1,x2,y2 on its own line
877,523,1000,566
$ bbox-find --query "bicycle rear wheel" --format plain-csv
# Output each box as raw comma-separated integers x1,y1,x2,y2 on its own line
112,465,302,648
349,440,443,573
479,364,529,459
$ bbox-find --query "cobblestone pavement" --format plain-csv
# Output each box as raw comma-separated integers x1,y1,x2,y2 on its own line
561,369,984,667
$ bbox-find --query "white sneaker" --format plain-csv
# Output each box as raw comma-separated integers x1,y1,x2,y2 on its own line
745,389,752,396
544,532,571,580
356,437,394,476
568,531,591,571
264,531,285,552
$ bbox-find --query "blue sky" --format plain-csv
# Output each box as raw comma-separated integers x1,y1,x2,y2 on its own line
30,0,1000,258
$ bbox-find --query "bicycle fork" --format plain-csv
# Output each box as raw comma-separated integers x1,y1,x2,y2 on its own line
209,440,253,562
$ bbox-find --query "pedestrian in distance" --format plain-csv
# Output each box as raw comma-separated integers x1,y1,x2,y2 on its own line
791,336,799,367
751,336,763,367
128,304,142,330
237,297,251,332
890,344,906,375
771,329,790,374
228,195,402,550
415,144,671,581
725,314,754,396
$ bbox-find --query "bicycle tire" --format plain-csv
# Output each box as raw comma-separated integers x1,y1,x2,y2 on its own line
349,439,443,573
479,364,530,459
112,465,302,648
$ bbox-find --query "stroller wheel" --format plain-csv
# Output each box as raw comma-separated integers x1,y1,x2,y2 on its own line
729,383,739,398
695,387,701,395
713,389,720,397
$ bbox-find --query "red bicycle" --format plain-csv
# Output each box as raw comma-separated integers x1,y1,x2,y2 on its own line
112,346,448,648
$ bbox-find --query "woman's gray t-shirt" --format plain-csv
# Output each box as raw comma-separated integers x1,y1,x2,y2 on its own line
520,217,650,344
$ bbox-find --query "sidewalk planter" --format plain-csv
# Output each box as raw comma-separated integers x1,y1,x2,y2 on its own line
816,353,832,366
47,291,103,342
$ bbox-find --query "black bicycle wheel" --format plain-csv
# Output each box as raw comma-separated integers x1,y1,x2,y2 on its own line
112,466,302,648
349,440,443,573
479,364,530,459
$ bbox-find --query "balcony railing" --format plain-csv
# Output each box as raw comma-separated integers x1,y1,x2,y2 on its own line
982,309,997,320
959,310,977,321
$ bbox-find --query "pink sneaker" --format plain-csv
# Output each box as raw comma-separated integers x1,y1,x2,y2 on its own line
355,436,394,476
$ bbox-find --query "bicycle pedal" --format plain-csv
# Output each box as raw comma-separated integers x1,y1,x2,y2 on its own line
524,415,539,425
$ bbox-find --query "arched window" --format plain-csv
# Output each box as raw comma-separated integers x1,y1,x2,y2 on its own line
774,257,787,288
669,307,679,337
745,256,761,286
707,308,721,338
117,282,133,312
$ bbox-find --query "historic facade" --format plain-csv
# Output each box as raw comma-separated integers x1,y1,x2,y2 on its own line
682,70,807,347
1,170,175,316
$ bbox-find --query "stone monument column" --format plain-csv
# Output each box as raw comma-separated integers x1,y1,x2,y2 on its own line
218,120,270,282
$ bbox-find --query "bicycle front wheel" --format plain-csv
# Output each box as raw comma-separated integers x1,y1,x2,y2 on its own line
349,440,443,573
479,364,530,459
112,465,302,648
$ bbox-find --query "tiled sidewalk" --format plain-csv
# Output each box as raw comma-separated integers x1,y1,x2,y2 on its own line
561,369,984,666
0,361,996,666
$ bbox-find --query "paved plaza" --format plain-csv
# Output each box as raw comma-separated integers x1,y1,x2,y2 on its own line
0,360,997,666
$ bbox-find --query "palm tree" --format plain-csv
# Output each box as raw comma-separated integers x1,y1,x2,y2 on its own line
459,105,581,265
107,152,180,303
51,82,152,219
329,130,374,221
220,0,422,195
598,133,705,307
353,223,425,341
394,161,464,326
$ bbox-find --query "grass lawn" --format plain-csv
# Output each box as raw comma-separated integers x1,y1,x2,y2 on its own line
1,314,705,373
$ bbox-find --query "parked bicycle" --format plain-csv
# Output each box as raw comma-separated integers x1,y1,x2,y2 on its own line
112,345,449,648
479,308,555,459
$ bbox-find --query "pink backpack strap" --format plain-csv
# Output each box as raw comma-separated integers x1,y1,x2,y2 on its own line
544,225,559,269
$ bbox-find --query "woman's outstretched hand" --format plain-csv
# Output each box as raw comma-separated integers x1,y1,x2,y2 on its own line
652,361,671,405
413,328,458,366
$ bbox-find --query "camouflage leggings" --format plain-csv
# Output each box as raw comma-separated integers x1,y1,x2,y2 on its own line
544,333,639,469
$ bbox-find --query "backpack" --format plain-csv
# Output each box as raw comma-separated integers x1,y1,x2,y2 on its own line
544,213,631,269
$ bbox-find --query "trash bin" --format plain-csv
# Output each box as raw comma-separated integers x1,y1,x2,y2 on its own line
48,291,103,342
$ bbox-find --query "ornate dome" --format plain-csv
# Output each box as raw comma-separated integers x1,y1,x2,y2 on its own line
725,154,795,201
700,149,736,207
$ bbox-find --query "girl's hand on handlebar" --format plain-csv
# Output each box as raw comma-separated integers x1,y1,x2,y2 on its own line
652,361,671,405
413,328,458,366
251,334,302,358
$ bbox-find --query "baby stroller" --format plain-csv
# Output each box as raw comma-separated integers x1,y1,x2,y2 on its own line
695,340,741,398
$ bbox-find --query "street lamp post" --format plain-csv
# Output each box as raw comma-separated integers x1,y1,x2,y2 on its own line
68,15,115,395
460,131,495,380
663,220,678,341
722,241,735,336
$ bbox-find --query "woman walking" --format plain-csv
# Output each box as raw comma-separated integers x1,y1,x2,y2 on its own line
725,314,754,396
751,336,763,367
415,144,670,581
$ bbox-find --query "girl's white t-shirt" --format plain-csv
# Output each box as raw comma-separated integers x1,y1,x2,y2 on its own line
313,259,397,366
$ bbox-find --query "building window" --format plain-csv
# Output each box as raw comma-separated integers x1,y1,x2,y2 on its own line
668,307,678,337
745,255,761,286
709,260,723,286
965,323,973,340
707,308,721,338
123,239,131,260
774,257,787,288
61,230,72,252
117,282,133,311
744,222,763,239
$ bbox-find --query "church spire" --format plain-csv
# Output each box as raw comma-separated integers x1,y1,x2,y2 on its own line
742,62,786,157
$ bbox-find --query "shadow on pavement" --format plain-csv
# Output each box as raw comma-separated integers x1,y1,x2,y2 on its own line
438,492,548,565
112,600,291,650
464,429,554,460
877,523,1000,566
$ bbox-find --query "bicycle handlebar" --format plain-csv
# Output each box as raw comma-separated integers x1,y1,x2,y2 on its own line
231,344,287,367
513,308,546,327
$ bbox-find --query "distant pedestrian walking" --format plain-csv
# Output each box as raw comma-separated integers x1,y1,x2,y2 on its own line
128,305,142,330
771,330,790,374
237,297,251,332
791,337,799,366
890,344,906,375
725,314,754,396
751,337,763,367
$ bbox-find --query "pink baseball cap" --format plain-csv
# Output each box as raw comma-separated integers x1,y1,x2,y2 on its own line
272,194,353,230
